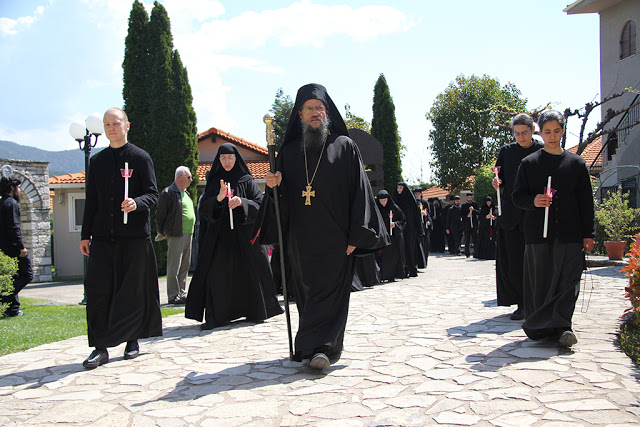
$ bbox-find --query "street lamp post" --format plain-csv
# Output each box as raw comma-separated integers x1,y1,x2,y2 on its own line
69,113,103,304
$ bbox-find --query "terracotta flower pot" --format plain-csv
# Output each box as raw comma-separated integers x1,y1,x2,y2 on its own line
604,241,627,260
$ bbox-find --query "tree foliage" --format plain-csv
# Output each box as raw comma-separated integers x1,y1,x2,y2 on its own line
269,88,294,152
371,74,403,192
344,103,371,133
472,164,496,205
426,74,526,191
0,250,17,317
122,0,199,272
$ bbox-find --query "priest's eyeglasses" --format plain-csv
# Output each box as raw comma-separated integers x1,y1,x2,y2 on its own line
301,105,327,114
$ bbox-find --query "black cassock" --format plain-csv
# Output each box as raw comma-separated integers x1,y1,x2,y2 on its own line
375,192,407,282
81,143,162,349
186,144,282,325
475,201,497,260
255,83,389,361
430,201,446,252
393,183,423,277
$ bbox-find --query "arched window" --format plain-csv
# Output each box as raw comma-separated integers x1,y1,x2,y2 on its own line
620,20,636,60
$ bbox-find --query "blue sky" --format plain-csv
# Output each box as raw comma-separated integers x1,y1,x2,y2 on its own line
0,0,600,183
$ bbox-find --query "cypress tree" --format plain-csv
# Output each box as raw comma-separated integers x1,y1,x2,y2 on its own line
122,1,199,273
122,0,150,147
371,74,403,192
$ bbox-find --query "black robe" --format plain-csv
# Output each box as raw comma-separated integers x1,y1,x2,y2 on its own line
254,83,389,361
393,183,423,277
476,202,497,260
416,198,431,267
81,143,162,348
430,201,446,252
513,149,594,340
351,253,381,291
186,144,283,325
446,203,463,255
375,196,407,281
494,141,544,306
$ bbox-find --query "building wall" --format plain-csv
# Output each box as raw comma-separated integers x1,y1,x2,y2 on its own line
0,159,52,282
198,136,266,162
51,188,85,278
598,0,640,202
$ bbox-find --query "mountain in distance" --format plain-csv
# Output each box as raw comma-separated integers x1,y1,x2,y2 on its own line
0,140,104,177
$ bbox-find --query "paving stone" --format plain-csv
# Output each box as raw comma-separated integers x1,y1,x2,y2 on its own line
433,411,480,425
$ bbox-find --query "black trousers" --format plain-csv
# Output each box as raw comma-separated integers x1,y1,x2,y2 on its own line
496,227,525,307
463,227,478,257
1,255,33,316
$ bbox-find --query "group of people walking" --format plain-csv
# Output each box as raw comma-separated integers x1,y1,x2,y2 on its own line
1,86,594,373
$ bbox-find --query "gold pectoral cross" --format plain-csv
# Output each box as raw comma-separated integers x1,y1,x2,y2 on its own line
302,185,315,205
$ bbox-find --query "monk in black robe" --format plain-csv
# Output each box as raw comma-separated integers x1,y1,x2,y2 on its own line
261,83,389,370
186,143,282,329
513,110,594,347
79,108,162,369
430,198,446,252
446,195,463,255
375,190,407,282
413,190,431,268
475,196,497,260
393,182,423,277
493,113,544,320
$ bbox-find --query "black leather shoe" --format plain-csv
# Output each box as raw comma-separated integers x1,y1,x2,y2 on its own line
510,307,524,321
124,341,139,360
83,349,108,369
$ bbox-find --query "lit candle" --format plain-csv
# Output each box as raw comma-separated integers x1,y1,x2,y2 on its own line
389,211,393,236
120,162,133,224
227,183,234,230
543,176,556,238
491,166,502,216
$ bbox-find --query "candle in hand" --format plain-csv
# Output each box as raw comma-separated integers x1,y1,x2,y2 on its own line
226,183,234,230
491,166,502,216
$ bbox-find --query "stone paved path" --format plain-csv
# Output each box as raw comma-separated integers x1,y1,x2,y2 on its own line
1,254,639,426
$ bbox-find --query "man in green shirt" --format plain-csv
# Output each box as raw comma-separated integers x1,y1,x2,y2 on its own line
156,166,196,304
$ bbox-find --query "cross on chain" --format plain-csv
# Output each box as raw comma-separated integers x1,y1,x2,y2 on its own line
302,185,315,205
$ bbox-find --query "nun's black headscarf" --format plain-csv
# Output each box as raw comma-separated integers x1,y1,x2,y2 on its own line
203,143,253,197
281,83,349,148
393,181,416,205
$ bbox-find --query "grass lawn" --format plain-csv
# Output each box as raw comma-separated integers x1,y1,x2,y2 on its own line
0,298,184,357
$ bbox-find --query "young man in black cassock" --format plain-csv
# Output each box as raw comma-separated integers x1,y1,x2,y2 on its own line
460,193,479,258
512,110,594,348
493,113,544,320
0,175,33,317
79,108,162,369
442,196,455,253
263,84,389,370
446,195,463,255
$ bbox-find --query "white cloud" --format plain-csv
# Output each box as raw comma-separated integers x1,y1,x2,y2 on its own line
0,4,47,36
192,0,416,51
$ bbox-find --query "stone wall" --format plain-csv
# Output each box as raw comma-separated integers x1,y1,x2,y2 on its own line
1,159,52,282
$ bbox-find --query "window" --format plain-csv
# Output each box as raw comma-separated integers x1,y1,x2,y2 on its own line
68,193,85,232
621,20,636,60
606,132,618,162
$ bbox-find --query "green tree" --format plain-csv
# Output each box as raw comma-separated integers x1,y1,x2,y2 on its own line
0,250,17,317
122,1,199,272
472,164,495,205
122,0,151,148
269,88,294,152
344,103,371,133
426,74,526,191
371,73,403,192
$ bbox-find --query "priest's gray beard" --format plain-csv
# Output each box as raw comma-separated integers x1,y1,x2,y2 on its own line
301,116,330,152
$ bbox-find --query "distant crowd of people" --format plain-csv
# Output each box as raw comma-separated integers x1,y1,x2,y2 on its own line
0,86,594,372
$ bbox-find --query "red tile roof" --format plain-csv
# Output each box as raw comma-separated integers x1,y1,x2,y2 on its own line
197,160,270,181
567,136,602,168
49,172,85,184
198,127,268,155
421,186,450,199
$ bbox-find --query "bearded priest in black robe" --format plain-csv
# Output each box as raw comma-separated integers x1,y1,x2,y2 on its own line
79,108,162,369
261,83,389,370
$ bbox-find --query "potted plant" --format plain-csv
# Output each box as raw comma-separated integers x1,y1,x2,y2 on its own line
619,233,640,365
594,187,638,260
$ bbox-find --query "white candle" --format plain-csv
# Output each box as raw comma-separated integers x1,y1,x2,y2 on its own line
227,183,234,230
543,176,551,238
123,162,129,224
389,211,393,236
495,174,502,216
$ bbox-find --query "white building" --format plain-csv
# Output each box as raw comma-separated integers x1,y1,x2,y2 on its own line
565,0,640,206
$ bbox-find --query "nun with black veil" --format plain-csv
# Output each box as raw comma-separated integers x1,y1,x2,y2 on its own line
393,182,424,277
375,190,407,282
186,143,283,330
475,196,497,260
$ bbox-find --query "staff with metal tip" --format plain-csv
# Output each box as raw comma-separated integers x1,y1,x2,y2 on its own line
263,112,294,361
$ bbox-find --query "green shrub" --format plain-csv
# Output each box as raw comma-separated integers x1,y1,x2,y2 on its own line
0,250,18,317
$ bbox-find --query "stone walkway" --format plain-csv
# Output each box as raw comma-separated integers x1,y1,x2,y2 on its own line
1,254,639,426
